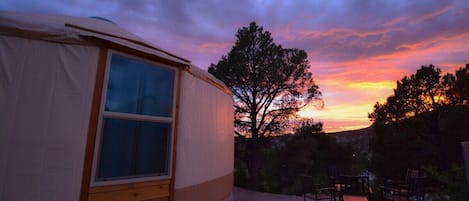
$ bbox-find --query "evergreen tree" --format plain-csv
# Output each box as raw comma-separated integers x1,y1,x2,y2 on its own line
209,22,322,189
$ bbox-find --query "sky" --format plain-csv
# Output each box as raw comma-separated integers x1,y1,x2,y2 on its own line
1,0,468,132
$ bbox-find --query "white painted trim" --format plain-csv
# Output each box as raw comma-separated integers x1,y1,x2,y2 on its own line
103,111,173,123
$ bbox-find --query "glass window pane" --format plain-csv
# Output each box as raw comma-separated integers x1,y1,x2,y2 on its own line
97,118,171,180
135,121,171,175
97,118,135,180
140,67,175,117
105,54,175,117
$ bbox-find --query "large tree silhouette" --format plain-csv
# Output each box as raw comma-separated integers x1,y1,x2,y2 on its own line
369,63,469,177
369,64,469,124
208,22,321,189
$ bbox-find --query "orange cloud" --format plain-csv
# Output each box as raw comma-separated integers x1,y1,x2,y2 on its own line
299,75,396,132
397,32,469,51
195,41,232,54
309,59,408,83
347,81,396,89
299,102,374,133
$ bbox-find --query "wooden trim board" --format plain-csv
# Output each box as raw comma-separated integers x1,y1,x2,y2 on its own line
88,179,170,201
80,46,108,201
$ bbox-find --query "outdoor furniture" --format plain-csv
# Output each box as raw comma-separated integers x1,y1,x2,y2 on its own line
384,169,420,188
335,175,370,197
380,176,428,201
405,169,420,181
327,166,346,182
300,174,342,201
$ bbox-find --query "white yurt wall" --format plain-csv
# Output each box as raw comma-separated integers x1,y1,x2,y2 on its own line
175,69,234,201
0,35,99,201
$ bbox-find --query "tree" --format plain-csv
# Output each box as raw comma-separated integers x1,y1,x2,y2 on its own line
369,64,449,123
295,119,324,136
443,63,469,105
208,22,322,189
369,64,469,123
368,63,469,178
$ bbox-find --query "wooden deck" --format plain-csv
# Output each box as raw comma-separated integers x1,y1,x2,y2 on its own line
343,195,369,201
233,187,368,201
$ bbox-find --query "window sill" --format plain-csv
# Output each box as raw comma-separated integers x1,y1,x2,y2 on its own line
88,179,170,201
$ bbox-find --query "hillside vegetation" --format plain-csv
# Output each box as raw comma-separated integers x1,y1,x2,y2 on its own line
234,126,366,195
328,127,373,153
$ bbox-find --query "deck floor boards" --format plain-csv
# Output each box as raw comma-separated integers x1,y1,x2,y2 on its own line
233,187,368,201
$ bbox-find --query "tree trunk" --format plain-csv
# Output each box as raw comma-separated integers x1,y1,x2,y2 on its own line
430,109,449,170
247,139,260,190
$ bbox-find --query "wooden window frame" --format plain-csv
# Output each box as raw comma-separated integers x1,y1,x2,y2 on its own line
90,49,179,187
81,45,184,201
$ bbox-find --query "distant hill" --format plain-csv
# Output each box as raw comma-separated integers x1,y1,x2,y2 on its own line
327,127,374,153
327,126,374,137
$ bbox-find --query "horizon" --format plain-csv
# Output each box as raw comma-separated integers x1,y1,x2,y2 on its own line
2,0,468,132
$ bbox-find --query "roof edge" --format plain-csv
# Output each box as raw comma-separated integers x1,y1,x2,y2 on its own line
186,65,232,96
65,23,190,63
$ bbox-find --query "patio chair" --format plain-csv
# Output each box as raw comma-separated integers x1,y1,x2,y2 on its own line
300,174,342,201
335,175,370,199
380,176,428,201
398,169,420,188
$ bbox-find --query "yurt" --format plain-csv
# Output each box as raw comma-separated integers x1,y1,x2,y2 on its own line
0,11,234,201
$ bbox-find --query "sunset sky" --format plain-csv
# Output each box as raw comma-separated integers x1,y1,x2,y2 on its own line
1,0,468,132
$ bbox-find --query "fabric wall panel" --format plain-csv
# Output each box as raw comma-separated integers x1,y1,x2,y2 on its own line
0,35,99,201
175,71,234,189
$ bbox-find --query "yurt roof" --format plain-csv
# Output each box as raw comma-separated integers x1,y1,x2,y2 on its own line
187,64,232,95
0,11,189,65
0,11,231,95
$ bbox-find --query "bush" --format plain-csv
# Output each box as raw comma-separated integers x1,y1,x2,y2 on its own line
423,164,469,200
235,132,363,195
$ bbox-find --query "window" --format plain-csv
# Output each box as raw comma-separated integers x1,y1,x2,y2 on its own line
95,52,176,182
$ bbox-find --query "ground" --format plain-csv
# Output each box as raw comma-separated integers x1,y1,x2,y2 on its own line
233,187,303,201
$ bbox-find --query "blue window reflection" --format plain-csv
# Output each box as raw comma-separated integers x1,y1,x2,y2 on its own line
97,118,171,180
97,53,176,181
105,54,175,117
